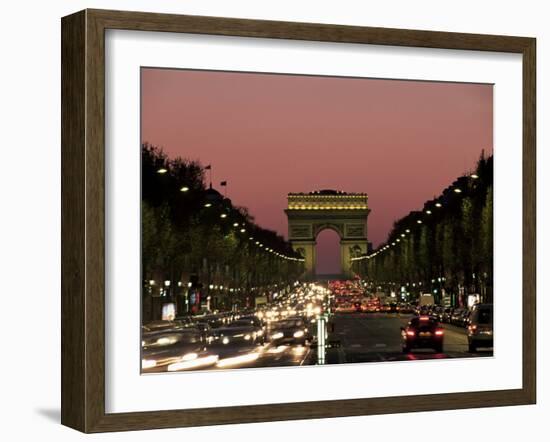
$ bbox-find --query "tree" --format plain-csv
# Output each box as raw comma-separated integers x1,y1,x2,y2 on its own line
141,143,304,318
355,152,493,307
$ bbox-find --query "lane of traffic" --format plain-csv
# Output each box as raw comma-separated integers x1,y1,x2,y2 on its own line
326,312,491,364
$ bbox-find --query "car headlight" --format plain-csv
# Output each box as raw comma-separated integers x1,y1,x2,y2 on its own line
271,332,284,340
181,352,198,361
141,359,157,369
156,336,177,346
244,334,251,340
222,337,230,344
256,330,264,336
293,330,305,338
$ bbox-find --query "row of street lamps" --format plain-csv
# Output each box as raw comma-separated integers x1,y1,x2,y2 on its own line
157,165,305,263
351,173,479,263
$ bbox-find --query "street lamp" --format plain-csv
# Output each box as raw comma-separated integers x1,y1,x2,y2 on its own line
156,168,167,174
180,186,189,192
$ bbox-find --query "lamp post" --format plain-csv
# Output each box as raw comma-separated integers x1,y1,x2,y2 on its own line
185,281,192,313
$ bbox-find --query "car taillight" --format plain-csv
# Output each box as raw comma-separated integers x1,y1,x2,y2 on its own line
419,316,430,321
435,329,444,336
406,329,415,337
468,324,477,333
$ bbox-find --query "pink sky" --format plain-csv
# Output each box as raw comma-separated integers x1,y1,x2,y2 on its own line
141,68,493,274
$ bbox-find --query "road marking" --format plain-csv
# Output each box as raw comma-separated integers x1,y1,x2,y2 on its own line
375,343,387,348
350,344,362,348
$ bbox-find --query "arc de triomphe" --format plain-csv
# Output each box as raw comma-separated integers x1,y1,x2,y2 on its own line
285,190,370,279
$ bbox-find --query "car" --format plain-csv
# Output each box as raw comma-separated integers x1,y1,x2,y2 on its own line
193,321,214,343
467,304,493,352
460,309,472,327
233,315,266,343
441,307,453,323
141,327,209,371
415,305,432,317
432,306,443,321
210,320,262,346
268,318,311,345
398,303,414,314
450,308,466,326
335,302,355,313
173,316,194,327
366,301,381,312
401,315,445,353
196,314,225,329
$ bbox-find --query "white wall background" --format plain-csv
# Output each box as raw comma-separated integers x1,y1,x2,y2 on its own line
0,0,546,440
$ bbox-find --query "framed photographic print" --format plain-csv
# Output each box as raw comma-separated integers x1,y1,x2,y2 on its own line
61,9,536,433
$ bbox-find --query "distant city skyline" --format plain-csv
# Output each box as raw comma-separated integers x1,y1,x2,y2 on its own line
141,68,493,274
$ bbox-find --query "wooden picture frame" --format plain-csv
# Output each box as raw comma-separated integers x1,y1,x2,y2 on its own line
61,9,536,433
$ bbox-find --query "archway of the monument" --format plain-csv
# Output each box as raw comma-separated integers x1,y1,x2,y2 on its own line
315,228,342,279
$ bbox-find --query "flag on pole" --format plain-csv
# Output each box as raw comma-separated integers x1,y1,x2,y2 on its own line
220,181,227,186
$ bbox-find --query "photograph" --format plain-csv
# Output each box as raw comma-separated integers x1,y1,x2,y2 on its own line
0,0,542,438
140,67,494,373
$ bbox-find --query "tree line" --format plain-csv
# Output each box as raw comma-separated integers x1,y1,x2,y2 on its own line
352,152,493,306
142,143,304,320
